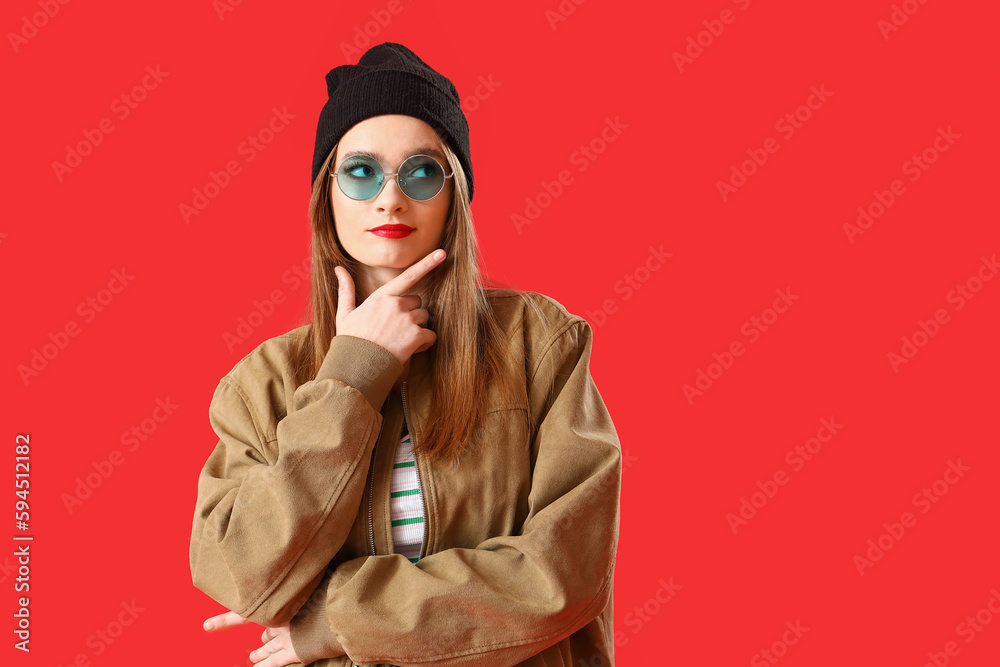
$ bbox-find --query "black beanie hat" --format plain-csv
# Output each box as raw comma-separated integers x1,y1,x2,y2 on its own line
311,42,474,201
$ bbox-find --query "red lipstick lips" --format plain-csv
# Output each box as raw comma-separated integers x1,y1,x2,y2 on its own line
370,224,414,239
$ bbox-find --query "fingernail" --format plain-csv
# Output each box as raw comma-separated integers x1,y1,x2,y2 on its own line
433,250,444,260
204,621,214,631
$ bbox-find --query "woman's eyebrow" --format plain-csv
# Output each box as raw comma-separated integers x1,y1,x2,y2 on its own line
341,147,445,162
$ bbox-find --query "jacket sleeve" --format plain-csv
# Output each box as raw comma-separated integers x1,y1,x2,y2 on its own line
288,318,622,666
189,334,404,629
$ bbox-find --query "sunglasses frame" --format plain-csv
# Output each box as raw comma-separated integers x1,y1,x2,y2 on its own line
329,153,455,202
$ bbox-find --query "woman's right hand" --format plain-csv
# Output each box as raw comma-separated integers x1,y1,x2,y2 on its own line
334,249,445,366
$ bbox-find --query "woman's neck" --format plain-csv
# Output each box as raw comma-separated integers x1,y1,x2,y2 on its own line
356,265,407,302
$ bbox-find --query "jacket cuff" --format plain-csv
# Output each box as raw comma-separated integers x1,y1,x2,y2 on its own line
288,593,345,664
315,335,403,411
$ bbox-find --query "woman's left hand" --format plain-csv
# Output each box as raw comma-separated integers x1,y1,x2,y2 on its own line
203,610,302,666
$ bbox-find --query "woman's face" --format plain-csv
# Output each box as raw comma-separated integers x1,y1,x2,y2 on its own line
330,114,452,285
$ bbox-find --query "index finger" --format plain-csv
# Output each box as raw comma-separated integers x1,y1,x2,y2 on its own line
203,610,251,632
377,249,446,297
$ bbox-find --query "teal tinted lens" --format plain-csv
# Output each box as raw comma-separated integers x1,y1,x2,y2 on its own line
397,155,445,200
334,154,447,201
337,156,383,200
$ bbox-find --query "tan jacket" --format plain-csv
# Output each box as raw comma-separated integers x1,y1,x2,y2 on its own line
189,289,622,666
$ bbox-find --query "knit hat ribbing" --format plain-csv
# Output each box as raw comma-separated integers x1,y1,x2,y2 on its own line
311,42,474,201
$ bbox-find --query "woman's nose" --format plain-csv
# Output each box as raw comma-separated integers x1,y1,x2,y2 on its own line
375,174,408,212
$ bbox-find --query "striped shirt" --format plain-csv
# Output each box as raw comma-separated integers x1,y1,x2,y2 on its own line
369,428,425,667
390,427,425,563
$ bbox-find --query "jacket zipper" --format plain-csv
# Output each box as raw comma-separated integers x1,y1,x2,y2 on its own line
358,386,422,667
401,379,429,559
366,407,382,558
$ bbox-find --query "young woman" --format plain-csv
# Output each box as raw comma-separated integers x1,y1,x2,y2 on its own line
189,42,623,667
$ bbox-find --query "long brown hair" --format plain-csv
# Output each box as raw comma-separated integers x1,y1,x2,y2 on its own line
288,131,550,465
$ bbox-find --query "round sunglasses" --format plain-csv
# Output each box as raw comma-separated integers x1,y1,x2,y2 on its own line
330,154,454,201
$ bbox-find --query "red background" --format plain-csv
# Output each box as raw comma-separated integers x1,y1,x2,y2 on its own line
4,0,999,665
